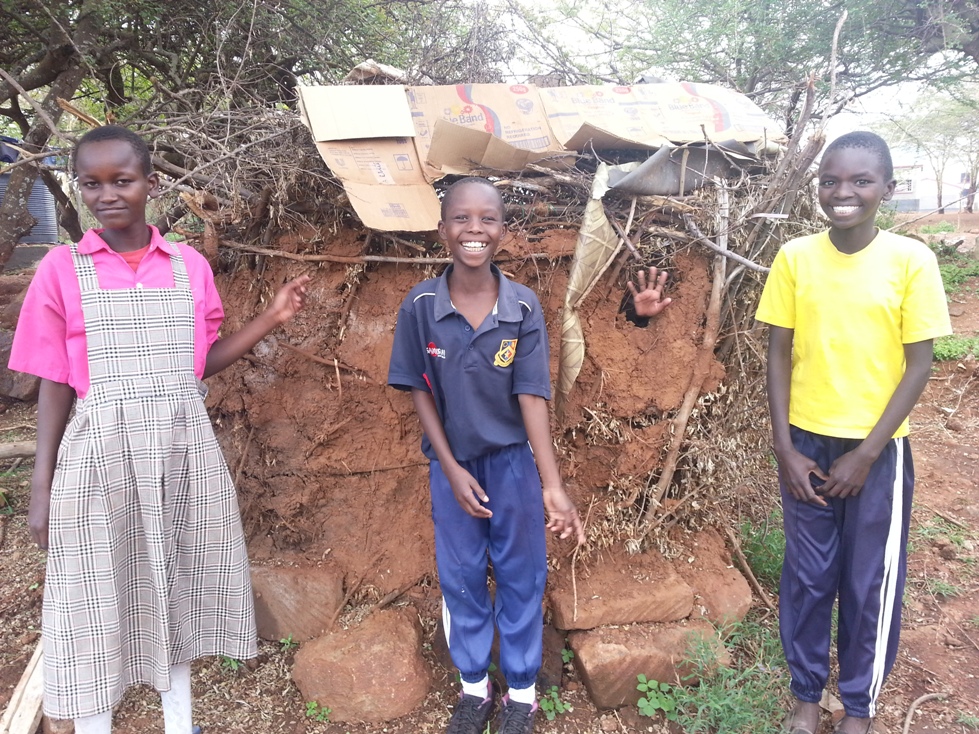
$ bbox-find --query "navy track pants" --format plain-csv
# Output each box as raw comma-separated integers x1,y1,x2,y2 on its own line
780,426,914,718
430,442,547,690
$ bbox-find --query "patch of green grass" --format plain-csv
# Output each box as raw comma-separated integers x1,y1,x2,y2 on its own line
919,221,956,234
958,712,979,729
636,616,788,733
933,335,979,361
738,510,785,592
538,685,571,721
913,517,973,548
925,578,961,599
875,205,900,231
968,615,979,629
938,258,979,293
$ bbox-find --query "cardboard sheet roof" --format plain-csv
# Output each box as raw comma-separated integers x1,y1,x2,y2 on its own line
298,81,783,232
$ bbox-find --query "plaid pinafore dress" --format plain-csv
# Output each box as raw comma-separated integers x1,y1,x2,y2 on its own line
42,244,256,719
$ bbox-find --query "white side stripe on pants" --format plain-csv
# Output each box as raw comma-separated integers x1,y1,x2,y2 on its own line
868,438,904,716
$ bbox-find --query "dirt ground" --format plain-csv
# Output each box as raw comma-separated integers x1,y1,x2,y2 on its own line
1,215,978,733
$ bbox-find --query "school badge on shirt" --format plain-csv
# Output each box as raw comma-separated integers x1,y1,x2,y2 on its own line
493,339,517,367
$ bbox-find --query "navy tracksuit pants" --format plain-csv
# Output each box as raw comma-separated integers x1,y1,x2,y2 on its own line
780,426,914,718
430,442,548,690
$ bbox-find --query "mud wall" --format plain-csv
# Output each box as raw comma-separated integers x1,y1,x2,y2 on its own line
206,224,720,594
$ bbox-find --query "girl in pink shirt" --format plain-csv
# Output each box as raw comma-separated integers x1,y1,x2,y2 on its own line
9,125,309,734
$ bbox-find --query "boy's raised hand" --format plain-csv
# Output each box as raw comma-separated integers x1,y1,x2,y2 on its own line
268,274,311,325
626,268,672,318
543,485,585,545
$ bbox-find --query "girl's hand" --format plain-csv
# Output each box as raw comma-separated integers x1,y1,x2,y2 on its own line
446,464,493,519
775,447,829,506
543,485,585,544
626,268,672,318
268,275,311,325
28,475,52,550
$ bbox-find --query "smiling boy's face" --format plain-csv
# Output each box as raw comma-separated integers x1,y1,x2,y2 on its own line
438,182,506,270
817,146,896,234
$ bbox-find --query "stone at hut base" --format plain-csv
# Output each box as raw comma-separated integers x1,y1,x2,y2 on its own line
292,607,431,723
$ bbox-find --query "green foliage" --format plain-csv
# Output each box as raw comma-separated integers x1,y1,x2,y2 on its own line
875,205,900,231
561,647,574,664
926,579,962,599
279,634,298,652
938,259,979,293
538,685,571,721
636,675,678,721
958,712,979,729
636,617,789,733
220,656,242,673
968,615,979,629
919,221,957,234
305,701,332,722
933,335,979,361
738,510,785,591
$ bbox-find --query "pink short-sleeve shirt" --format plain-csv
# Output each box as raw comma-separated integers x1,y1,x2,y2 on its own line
9,227,224,398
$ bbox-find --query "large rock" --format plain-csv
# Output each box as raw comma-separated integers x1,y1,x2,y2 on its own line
0,329,39,401
568,619,721,710
251,563,344,642
291,607,431,723
548,549,694,630
677,528,753,626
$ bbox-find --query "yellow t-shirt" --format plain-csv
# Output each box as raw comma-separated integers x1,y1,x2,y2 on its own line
756,229,952,439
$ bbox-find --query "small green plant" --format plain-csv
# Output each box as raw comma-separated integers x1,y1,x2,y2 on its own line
919,221,956,234
305,701,331,722
926,578,961,599
279,634,298,652
220,656,242,672
933,335,979,361
538,685,570,721
636,675,678,721
738,510,785,591
958,712,979,729
561,647,574,664
968,615,979,629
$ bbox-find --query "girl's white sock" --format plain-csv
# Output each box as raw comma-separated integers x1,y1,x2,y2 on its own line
159,662,194,734
460,674,490,699
507,683,536,705
73,710,112,734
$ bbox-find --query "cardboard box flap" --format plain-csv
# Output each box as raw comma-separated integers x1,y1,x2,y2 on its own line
314,139,426,186
565,122,671,152
341,180,441,232
298,85,415,142
427,120,570,175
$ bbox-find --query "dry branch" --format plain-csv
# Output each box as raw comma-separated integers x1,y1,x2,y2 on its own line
0,442,36,460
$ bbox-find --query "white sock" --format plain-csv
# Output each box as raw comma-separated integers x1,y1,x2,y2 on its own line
73,710,112,734
507,684,536,705
460,674,490,699
159,662,194,734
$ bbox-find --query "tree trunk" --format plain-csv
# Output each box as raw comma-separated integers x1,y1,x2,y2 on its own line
0,0,103,269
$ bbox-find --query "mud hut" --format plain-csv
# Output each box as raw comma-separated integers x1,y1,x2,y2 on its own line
0,75,827,722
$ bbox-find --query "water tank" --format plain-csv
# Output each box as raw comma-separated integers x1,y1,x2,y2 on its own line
0,135,60,244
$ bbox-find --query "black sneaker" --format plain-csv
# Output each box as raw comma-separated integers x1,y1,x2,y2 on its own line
494,694,538,734
446,684,494,734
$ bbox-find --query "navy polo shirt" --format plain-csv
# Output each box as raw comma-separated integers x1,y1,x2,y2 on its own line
388,264,552,462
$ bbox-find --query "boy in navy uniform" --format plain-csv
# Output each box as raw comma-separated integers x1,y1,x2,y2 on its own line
757,131,952,734
388,177,584,734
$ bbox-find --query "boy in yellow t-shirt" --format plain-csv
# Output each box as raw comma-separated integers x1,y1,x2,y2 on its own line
756,131,951,734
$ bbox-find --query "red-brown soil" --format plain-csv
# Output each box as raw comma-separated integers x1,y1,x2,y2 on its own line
1,216,977,733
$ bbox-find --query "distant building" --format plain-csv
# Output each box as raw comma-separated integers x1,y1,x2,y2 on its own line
888,154,970,213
